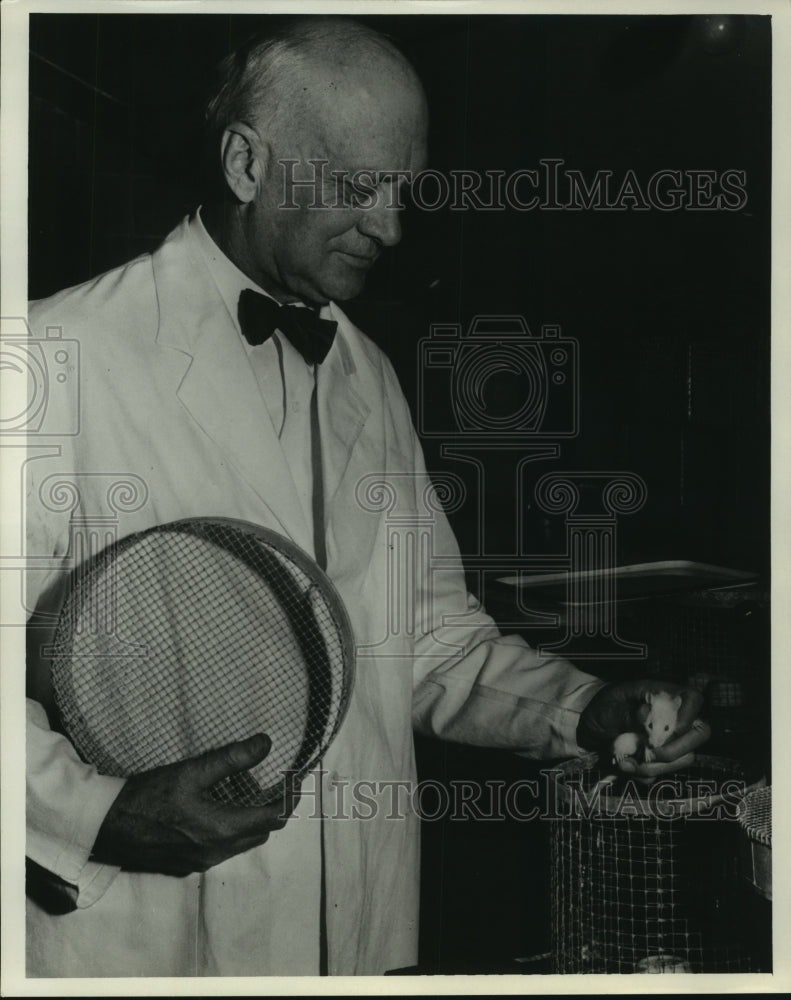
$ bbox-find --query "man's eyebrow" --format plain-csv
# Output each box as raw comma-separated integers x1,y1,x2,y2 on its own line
378,171,412,185
329,166,415,195
344,170,412,186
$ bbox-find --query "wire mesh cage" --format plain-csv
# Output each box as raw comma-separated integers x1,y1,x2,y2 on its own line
550,753,764,974
737,785,772,901
618,589,764,679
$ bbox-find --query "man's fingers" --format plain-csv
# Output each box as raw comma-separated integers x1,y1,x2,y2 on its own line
87,736,305,875
616,719,708,777
674,688,705,732
192,733,272,787
578,680,711,752
226,789,302,837
618,751,697,779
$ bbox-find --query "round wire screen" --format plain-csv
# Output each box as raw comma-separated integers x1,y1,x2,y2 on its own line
737,785,771,846
50,518,355,805
737,785,772,900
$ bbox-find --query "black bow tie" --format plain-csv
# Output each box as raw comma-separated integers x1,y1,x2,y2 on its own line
237,289,338,366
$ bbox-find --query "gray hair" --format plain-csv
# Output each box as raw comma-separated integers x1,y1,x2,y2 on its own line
204,17,408,144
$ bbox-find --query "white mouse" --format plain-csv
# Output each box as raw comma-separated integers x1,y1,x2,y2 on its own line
639,690,682,750
612,690,682,765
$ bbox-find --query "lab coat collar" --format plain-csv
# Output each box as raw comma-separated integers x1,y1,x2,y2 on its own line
150,216,369,559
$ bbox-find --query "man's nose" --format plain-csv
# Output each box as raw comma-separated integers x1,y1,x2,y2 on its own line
357,192,402,248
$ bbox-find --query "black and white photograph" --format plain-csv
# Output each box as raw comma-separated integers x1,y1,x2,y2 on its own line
0,0,785,992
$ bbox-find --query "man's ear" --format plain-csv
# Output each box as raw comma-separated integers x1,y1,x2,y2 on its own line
220,122,269,203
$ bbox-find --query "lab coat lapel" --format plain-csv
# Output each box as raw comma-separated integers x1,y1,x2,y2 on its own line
318,304,371,519
150,220,313,552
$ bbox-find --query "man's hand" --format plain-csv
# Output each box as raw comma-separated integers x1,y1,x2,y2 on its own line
577,679,710,780
90,734,299,876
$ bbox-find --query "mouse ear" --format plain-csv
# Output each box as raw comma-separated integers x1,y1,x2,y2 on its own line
645,691,656,705
672,693,682,710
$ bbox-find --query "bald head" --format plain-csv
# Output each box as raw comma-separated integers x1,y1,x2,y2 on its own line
206,18,426,154
203,17,428,306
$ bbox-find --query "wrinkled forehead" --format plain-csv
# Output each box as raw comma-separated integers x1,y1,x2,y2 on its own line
285,55,428,174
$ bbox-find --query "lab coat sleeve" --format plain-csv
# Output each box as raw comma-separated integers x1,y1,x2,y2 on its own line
394,380,607,759
27,700,126,908
24,366,125,909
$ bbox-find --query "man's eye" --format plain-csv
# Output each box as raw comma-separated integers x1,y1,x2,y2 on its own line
349,184,374,207
340,182,362,205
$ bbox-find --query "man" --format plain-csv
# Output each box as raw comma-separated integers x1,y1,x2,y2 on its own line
25,17,706,977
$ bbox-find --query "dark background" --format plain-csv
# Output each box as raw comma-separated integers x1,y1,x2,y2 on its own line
29,12,771,574
29,13,772,973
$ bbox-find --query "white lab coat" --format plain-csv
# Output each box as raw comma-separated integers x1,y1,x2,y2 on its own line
25,217,605,977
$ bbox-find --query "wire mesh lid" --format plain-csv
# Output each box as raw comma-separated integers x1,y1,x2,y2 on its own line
737,785,771,847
